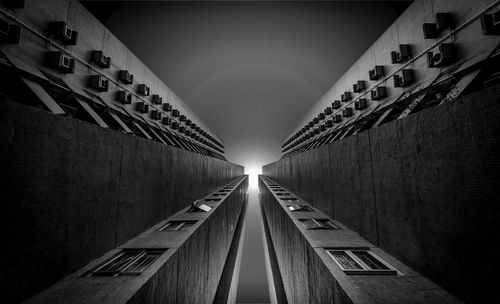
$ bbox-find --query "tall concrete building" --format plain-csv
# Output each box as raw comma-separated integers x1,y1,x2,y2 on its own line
0,0,498,303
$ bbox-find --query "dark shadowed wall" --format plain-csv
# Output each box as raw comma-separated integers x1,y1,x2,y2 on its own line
0,100,243,303
263,85,500,304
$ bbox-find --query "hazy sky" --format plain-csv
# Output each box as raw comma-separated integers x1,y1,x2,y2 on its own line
84,0,406,170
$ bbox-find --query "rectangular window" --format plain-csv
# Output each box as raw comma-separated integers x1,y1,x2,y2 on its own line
327,249,397,275
277,192,292,196
204,198,221,202
91,249,165,276
187,201,212,212
300,219,339,230
287,205,313,212
157,220,197,231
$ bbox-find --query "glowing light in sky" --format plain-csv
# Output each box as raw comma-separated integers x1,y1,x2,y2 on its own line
245,165,262,189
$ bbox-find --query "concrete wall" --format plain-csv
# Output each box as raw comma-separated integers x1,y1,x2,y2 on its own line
25,176,248,304
0,100,243,303
0,0,223,152
259,177,460,304
263,85,500,304
284,0,499,145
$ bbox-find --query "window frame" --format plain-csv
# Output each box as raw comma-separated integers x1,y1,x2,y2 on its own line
90,249,165,277
327,249,397,275
287,204,313,212
300,219,339,230
157,220,197,231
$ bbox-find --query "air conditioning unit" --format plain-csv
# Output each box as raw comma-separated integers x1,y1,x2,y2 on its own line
320,125,326,132
179,115,186,122
341,91,352,102
91,51,111,69
0,19,20,44
332,100,341,109
369,66,384,80
371,86,387,101
118,70,133,84
427,43,457,67
46,51,75,73
179,126,185,133
171,121,179,129
342,107,353,117
481,10,500,35
190,133,196,139
186,119,192,126
138,84,150,96
332,114,342,123
2,0,25,8
163,103,172,111
162,117,171,126
186,130,191,136
88,75,108,92
318,113,325,120
172,109,180,117
135,101,149,113
355,98,368,110
152,94,162,104
308,121,314,128
313,117,319,124
353,80,365,93
393,69,415,87
50,21,78,45
324,107,332,115
391,44,411,63
423,13,453,39
116,90,132,104
313,128,320,135
326,119,333,128
150,110,161,120
191,123,197,129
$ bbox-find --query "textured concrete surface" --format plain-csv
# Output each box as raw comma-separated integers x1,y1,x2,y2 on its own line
285,0,499,142
259,177,462,304
23,177,248,304
0,100,243,303
263,85,500,303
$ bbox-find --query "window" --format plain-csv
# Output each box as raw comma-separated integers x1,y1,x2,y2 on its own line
157,220,197,231
287,205,313,212
300,219,339,230
276,192,291,196
204,198,221,202
91,249,165,276
187,200,212,213
282,198,300,204
327,249,397,275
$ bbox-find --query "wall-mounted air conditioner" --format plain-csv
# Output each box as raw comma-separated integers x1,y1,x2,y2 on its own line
355,98,368,110
393,69,415,87
369,66,384,80
342,107,353,117
116,90,132,104
371,86,386,101
353,80,365,93
135,101,149,113
391,44,411,63
50,21,78,45
0,19,20,44
138,84,150,96
118,70,133,84
46,51,75,73
88,75,108,92
91,51,111,69
427,43,457,67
